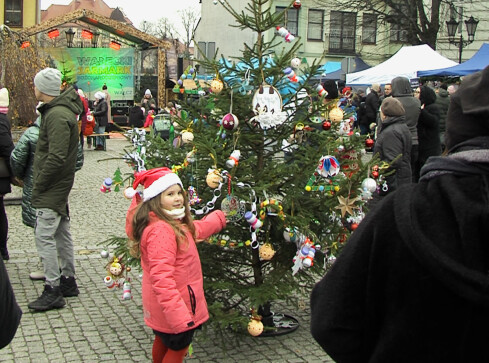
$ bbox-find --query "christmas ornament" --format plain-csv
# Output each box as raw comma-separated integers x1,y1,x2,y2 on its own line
108,257,123,277
322,120,331,130
251,85,287,129
259,243,276,260
220,195,243,222
365,137,375,148
276,26,295,42
206,169,222,188
335,195,360,217
210,78,224,93
226,150,241,169
317,155,340,178
181,130,194,144
293,0,301,9
188,186,201,205
291,238,319,275
283,67,298,82
316,84,328,98
121,281,132,300
305,173,340,193
290,57,301,68
100,250,109,258
361,178,377,193
100,177,112,193
104,275,117,289
247,316,264,336
245,211,262,230
329,107,344,123
221,113,239,130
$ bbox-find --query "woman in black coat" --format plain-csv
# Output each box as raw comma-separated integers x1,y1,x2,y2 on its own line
414,85,441,181
0,88,15,260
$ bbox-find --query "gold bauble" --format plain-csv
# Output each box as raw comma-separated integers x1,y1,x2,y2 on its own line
206,170,222,188
259,243,276,260
210,79,224,94
247,319,264,336
329,107,344,123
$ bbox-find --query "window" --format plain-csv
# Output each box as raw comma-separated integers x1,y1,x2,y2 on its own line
276,6,299,36
329,11,356,54
308,9,324,41
362,13,377,44
5,0,22,27
389,3,409,42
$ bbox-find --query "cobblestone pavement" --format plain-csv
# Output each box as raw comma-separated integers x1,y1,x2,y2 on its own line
1,136,332,363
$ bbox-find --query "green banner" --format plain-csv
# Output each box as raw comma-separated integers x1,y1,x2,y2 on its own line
44,48,134,101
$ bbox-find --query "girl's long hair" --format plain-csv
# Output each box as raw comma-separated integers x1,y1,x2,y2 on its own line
129,186,196,258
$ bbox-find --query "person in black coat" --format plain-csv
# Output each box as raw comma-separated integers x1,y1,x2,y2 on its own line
129,103,145,128
310,65,489,363
92,91,108,150
0,257,22,349
364,84,380,134
373,97,412,195
414,85,441,182
0,88,14,260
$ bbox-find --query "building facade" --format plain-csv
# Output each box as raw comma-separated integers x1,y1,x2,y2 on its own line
1,0,40,29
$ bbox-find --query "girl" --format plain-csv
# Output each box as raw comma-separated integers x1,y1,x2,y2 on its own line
125,167,226,363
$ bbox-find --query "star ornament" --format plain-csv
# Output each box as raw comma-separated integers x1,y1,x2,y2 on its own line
335,196,360,217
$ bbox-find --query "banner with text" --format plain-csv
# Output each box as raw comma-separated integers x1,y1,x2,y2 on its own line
45,48,134,101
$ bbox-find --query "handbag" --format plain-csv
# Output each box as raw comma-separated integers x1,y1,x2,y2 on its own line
0,157,11,178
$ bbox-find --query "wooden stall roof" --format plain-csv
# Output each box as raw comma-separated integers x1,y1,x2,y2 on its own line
18,9,171,50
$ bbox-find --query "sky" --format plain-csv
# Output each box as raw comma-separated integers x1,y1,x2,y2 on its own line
40,0,200,36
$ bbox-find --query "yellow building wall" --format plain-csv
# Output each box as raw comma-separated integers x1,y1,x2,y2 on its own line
0,0,39,29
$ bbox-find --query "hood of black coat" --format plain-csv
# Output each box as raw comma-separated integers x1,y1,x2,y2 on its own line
393,163,489,306
419,86,437,106
391,77,413,97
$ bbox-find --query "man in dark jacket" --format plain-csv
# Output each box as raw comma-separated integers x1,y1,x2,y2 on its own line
435,83,450,151
391,77,421,181
29,68,83,312
311,65,489,362
364,83,380,134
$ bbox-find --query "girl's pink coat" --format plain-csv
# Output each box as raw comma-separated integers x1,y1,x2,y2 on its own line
126,196,226,334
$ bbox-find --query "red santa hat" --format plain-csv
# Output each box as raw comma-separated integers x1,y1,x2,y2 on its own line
124,167,183,202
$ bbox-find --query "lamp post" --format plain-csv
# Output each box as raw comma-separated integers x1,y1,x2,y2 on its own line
65,28,75,48
446,16,479,63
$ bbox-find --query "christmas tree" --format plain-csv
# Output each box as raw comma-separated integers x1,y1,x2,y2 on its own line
113,0,381,338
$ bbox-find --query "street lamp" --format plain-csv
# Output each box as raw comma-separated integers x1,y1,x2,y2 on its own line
65,28,75,48
446,16,479,63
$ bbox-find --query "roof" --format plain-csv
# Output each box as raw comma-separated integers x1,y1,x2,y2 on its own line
20,9,170,50
418,43,489,77
346,44,457,86
41,0,132,24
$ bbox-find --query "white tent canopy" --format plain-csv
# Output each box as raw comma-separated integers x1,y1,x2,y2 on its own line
346,44,457,86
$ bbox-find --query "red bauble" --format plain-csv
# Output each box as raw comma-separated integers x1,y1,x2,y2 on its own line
372,171,379,179
365,138,374,148
351,223,359,231
293,1,301,9
221,113,239,130
322,121,331,130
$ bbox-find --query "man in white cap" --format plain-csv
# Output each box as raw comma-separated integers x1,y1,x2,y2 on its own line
28,67,83,312
140,89,156,115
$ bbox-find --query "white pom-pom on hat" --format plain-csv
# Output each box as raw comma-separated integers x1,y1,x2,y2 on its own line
124,187,137,199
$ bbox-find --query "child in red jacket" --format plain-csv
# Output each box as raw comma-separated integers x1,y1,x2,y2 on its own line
125,167,226,363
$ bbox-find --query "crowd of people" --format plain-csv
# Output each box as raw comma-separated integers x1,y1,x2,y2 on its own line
1,61,487,362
